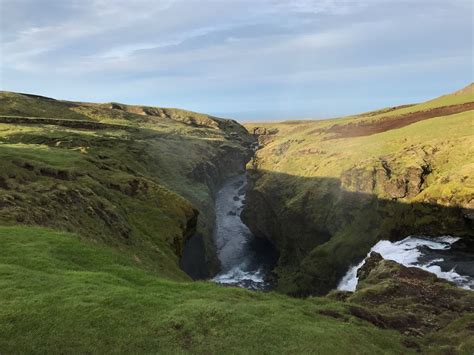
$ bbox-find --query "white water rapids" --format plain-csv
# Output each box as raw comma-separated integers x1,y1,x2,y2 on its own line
338,236,474,291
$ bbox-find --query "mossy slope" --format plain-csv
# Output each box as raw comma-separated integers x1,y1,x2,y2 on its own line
0,91,254,278
243,83,474,295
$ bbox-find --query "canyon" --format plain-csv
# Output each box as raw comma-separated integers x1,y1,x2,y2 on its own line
0,86,472,353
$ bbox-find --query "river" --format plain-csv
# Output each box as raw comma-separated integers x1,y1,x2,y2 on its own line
212,174,276,290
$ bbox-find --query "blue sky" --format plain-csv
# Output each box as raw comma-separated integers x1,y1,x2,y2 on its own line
0,0,472,121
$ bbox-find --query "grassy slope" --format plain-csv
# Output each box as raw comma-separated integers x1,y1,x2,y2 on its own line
0,226,411,354
243,84,474,295
249,110,473,205
246,84,474,182
0,91,254,279
0,90,472,353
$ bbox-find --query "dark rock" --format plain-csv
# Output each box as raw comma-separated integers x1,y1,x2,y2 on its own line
179,233,210,279
0,176,9,189
347,254,474,336
356,252,383,281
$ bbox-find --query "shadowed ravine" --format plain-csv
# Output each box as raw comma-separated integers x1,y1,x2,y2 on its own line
210,172,474,293
209,172,474,294
211,174,277,290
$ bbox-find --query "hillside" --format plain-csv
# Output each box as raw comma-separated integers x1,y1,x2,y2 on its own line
1,225,424,353
243,83,474,295
0,90,472,353
0,91,255,279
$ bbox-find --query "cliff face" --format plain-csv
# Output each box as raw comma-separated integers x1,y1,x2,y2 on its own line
0,91,254,279
180,141,254,278
242,84,474,296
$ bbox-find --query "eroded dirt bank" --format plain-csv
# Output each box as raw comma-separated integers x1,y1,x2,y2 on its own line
324,101,474,139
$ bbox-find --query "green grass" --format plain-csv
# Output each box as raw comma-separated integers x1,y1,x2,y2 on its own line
423,315,474,354
247,110,473,180
0,92,90,120
245,87,473,201
0,139,198,280
0,225,411,354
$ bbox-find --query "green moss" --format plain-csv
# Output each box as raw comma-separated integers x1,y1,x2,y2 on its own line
0,91,254,280
423,314,474,354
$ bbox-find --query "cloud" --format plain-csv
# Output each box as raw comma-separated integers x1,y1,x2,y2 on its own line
0,0,472,119
270,0,369,15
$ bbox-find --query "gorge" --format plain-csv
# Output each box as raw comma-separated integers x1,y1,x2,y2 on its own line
0,86,473,353
211,174,277,290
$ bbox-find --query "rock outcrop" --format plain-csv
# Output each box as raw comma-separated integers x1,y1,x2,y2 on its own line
337,252,474,353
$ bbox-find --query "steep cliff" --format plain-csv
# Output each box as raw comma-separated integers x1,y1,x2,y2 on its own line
0,91,254,279
242,84,474,295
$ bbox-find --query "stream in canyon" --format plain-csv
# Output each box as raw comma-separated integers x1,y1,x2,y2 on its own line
212,174,277,290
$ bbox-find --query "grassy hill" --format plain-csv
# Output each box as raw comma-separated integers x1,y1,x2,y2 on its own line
243,83,474,295
0,90,472,353
0,225,418,353
0,91,255,279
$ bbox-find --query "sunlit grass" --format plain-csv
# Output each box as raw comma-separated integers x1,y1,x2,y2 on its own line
0,225,411,353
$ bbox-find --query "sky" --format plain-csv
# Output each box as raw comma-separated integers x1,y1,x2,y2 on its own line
0,0,472,121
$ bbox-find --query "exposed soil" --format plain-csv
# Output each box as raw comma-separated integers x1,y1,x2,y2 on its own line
325,102,474,139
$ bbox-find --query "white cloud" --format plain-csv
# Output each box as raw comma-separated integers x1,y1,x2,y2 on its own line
271,0,368,15
0,0,472,119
